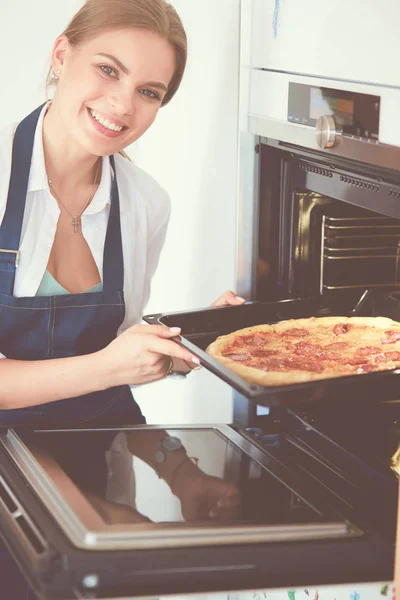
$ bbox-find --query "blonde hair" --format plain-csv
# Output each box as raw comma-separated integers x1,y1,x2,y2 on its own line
47,0,187,106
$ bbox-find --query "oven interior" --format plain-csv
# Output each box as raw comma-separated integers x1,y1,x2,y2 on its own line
257,142,400,304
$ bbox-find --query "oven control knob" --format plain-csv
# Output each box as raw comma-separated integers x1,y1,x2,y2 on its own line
315,115,341,149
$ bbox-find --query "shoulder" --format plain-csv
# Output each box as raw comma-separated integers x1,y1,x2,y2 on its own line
114,153,171,228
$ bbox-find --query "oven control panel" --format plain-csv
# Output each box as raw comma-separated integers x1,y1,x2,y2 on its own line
288,82,380,144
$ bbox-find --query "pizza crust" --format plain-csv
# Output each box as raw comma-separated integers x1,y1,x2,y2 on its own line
206,316,400,387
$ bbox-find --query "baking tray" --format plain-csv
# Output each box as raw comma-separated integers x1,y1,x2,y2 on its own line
143,290,400,408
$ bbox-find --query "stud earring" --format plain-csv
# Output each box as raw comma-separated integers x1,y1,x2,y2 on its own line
56,69,61,74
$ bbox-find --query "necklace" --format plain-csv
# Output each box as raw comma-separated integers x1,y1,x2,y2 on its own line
48,159,101,233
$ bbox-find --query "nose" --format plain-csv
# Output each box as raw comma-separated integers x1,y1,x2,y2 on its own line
108,84,135,116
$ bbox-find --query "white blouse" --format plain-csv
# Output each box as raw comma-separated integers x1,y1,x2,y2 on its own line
0,105,171,358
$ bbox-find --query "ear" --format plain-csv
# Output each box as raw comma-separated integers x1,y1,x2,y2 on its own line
51,35,70,73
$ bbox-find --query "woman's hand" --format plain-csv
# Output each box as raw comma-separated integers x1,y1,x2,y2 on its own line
98,324,199,387
210,290,246,307
169,459,241,522
175,290,247,374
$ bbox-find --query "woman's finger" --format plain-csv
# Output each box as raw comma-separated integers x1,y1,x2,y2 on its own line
210,290,246,307
146,337,200,365
129,323,181,337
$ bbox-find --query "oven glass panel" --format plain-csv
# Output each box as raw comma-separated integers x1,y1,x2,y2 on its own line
17,427,337,529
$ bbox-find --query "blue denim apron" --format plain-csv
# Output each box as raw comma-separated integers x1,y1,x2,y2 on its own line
0,104,145,428
0,105,145,598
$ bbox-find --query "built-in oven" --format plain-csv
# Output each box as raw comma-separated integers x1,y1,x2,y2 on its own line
231,21,400,591
0,422,395,599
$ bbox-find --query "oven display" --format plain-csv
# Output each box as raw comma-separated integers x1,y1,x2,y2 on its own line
309,87,354,126
288,82,380,141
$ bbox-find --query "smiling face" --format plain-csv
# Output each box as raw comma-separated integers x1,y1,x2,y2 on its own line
51,27,176,156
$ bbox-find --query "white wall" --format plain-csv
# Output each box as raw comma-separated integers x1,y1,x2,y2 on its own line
130,0,241,424
0,0,241,424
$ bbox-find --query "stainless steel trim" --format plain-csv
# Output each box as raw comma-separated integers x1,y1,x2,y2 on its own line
236,0,259,300
324,254,400,260
0,249,20,267
0,426,355,551
325,217,398,223
323,283,399,291
325,225,400,231
0,474,47,559
316,115,341,149
327,237,400,241
233,0,260,420
325,247,399,252
320,215,326,295
249,116,400,171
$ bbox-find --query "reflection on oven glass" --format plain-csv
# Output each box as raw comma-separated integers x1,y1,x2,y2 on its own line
391,444,400,479
28,429,331,529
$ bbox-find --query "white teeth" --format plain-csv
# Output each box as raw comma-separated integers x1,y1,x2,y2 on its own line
89,109,123,132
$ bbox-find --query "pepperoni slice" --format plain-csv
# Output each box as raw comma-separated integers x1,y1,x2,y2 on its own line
324,342,349,351
281,328,309,338
333,323,352,335
227,354,249,361
249,349,278,358
375,351,400,363
223,345,245,356
355,346,382,357
319,351,341,361
294,341,323,356
345,358,369,366
243,332,278,347
381,330,400,344
225,332,275,353
287,359,325,373
258,358,289,371
359,363,377,373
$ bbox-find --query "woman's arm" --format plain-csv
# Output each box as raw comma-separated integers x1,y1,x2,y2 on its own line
0,351,112,409
0,325,199,409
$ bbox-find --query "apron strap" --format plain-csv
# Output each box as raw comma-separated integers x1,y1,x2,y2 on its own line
102,155,124,292
0,104,44,295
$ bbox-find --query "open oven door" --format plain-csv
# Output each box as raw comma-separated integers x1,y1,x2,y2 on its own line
0,423,395,599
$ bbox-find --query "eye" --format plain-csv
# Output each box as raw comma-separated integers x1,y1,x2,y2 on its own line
98,64,118,78
139,88,162,101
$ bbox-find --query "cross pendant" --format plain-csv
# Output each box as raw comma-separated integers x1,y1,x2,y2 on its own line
72,217,80,233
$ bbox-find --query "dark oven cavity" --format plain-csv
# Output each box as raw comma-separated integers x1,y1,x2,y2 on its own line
257,140,400,304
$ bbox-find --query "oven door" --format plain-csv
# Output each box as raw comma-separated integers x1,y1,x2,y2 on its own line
0,424,395,599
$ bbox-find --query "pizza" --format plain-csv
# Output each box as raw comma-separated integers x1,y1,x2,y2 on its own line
206,316,400,386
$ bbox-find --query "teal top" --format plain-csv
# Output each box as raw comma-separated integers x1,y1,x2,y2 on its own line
36,270,103,296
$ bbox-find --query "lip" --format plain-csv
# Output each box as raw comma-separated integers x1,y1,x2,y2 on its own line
86,107,128,138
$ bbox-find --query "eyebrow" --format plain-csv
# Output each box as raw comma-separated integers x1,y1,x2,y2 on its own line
96,53,168,92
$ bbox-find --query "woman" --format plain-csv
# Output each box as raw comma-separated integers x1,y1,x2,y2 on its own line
0,0,244,421
0,0,243,596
